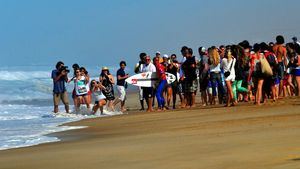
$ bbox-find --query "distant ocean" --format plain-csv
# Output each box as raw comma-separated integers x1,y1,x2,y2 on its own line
0,65,132,150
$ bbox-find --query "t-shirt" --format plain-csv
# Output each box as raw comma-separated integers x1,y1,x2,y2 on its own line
182,56,197,81
117,68,126,86
51,70,66,94
142,63,156,73
75,76,89,96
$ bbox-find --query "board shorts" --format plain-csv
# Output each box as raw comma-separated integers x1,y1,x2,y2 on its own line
184,79,198,93
142,87,154,99
53,91,69,106
117,85,126,101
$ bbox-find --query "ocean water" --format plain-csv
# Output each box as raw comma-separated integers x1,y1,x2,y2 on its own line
0,65,126,150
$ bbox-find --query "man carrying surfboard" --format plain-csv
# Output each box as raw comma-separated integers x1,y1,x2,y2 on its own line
141,55,156,112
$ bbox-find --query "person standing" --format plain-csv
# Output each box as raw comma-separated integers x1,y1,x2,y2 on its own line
73,67,91,111
181,48,198,108
135,53,147,110
51,61,70,113
154,57,167,111
142,55,157,112
100,67,115,111
221,47,236,107
113,61,129,112
167,54,180,109
198,47,209,106
273,35,287,97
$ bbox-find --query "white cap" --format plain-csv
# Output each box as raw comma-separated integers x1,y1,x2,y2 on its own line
201,47,206,53
163,54,169,58
156,51,161,55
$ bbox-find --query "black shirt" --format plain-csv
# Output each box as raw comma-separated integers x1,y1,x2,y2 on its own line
182,56,197,81
117,68,126,86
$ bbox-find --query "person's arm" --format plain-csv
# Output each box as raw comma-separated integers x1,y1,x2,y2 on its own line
108,75,115,84
84,74,90,84
98,82,106,90
52,70,67,83
117,71,129,80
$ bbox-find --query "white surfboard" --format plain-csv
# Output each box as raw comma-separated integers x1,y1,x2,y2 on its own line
126,72,176,87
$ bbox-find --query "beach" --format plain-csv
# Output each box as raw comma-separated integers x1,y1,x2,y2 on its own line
0,95,299,169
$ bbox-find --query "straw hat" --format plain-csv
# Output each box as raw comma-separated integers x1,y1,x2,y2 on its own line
102,66,109,71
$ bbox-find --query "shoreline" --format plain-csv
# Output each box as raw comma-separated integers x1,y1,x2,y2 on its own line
0,97,299,169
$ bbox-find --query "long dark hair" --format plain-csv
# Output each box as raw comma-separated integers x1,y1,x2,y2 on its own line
100,70,111,77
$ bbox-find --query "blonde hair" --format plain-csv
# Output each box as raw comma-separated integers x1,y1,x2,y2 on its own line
209,48,220,66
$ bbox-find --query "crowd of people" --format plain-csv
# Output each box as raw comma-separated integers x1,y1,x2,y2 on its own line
51,35,300,114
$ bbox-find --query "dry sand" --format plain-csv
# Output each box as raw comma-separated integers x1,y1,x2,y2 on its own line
0,96,300,169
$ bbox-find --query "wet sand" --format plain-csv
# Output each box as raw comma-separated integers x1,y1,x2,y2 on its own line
0,96,300,169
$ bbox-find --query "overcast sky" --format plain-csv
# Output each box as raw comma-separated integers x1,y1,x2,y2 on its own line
0,0,300,67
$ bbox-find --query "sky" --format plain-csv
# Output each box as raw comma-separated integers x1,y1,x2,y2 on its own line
0,0,300,68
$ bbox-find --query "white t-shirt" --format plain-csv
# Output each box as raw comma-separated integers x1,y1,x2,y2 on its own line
221,57,236,81
75,76,90,96
142,63,156,73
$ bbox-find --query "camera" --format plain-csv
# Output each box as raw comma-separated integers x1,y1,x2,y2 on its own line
58,66,70,74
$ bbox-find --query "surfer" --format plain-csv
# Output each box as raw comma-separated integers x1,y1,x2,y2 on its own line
154,57,167,111
51,61,70,113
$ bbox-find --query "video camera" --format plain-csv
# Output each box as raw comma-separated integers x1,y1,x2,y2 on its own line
58,66,70,74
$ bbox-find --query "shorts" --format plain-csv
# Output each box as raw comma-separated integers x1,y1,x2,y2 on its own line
294,69,300,76
117,85,126,101
53,91,69,106
184,79,198,93
138,87,143,100
225,74,235,82
278,62,285,80
142,87,154,99
177,81,184,94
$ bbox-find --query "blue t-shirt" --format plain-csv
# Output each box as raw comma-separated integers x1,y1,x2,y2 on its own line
116,68,126,86
51,70,67,93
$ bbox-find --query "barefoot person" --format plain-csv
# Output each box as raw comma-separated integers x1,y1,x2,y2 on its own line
142,55,156,112
90,80,107,114
73,67,91,111
113,61,129,112
221,47,236,107
51,61,70,113
154,57,167,111
100,67,115,111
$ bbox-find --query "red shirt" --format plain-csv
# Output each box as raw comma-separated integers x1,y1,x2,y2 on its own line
156,63,167,80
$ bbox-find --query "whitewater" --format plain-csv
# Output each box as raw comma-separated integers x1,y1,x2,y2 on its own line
0,65,123,150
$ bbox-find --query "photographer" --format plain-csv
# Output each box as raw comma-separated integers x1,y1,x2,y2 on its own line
51,61,70,113
99,67,115,111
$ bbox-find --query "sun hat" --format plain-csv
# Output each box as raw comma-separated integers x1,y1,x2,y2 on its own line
102,66,109,71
